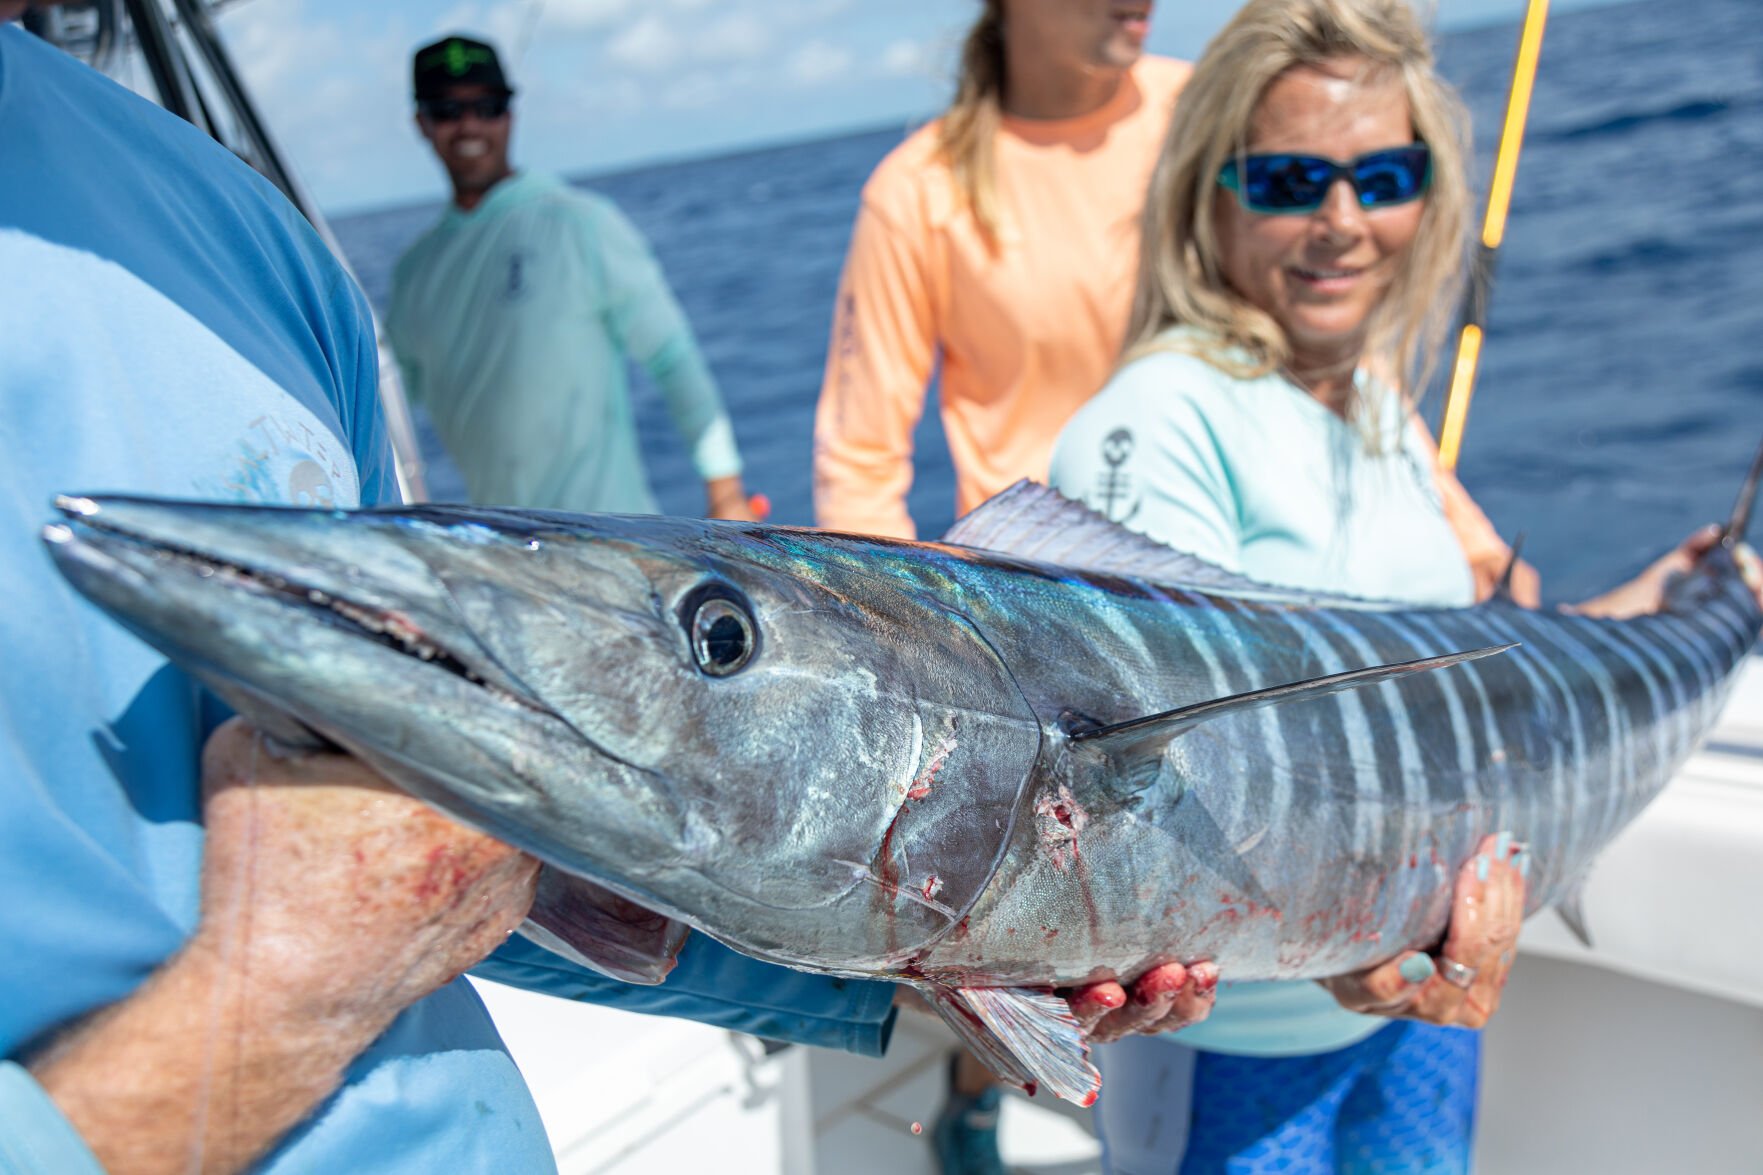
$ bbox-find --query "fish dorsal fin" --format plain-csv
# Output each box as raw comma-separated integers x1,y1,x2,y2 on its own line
940,481,1381,606
1072,644,1516,790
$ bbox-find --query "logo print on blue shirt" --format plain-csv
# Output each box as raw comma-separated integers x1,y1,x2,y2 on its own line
1095,428,1140,523
505,251,529,302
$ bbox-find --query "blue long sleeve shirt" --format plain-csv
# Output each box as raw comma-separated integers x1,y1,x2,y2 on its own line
0,26,889,1175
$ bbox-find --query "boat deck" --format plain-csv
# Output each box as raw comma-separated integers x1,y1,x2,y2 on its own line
476,654,1763,1174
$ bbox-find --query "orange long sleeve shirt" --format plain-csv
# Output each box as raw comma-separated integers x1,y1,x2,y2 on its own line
812,57,1191,539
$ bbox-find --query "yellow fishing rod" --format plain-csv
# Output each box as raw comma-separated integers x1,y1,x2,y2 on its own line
1437,0,1551,473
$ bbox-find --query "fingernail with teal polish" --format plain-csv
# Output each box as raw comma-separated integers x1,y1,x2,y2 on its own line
1475,854,1491,882
1493,831,1512,859
1515,850,1531,879
1399,954,1436,985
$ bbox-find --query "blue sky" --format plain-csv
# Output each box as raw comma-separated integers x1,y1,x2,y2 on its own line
213,0,1626,216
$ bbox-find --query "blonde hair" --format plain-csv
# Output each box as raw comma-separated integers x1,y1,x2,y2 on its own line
1125,0,1471,434
938,0,1006,247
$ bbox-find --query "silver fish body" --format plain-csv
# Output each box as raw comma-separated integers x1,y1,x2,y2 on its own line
41,476,1762,1098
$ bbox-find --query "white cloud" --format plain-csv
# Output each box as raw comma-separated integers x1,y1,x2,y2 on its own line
661,71,725,110
606,13,680,71
879,37,933,78
786,40,853,87
421,2,528,58
211,0,972,210
697,12,769,62
542,0,636,33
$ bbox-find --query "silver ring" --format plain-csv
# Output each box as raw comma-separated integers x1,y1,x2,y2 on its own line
1438,956,1478,989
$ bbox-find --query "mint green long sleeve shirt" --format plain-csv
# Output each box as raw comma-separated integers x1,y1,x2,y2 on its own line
1049,331,1474,1056
388,172,741,513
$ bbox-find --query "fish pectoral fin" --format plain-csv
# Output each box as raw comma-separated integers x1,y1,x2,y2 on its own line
1070,643,1517,791
923,984,1100,1106
519,868,690,985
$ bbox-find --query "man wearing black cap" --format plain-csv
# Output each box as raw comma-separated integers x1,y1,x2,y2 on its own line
408,35,515,213
390,34,759,522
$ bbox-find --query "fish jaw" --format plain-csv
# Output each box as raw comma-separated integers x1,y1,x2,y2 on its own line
40,497,677,871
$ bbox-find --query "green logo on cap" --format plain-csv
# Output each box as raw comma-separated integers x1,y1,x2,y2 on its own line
421,39,494,78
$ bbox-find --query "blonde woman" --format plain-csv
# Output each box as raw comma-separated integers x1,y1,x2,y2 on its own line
812,1,1190,540
1050,1,1521,1169
1051,0,1763,1169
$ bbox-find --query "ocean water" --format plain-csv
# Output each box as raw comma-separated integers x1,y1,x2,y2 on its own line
334,0,1762,604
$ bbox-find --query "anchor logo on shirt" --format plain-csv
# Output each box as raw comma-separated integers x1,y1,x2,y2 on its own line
504,251,529,302
1095,427,1140,523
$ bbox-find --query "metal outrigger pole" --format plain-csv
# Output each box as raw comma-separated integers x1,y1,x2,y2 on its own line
1437,0,1552,473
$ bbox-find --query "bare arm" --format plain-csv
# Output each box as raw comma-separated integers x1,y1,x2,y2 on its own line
1568,525,1763,618
28,720,537,1175
1409,415,1541,606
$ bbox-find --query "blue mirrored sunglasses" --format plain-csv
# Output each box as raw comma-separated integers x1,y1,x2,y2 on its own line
1218,144,1432,215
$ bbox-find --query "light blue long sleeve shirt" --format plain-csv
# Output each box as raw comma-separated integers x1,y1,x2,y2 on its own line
388,171,741,513
1050,330,1474,1056
0,27,888,1175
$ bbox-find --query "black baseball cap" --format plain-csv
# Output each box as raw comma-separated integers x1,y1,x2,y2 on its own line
413,35,515,101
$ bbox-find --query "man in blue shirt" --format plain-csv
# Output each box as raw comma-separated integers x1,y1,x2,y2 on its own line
0,15,894,1173
0,13,1208,1172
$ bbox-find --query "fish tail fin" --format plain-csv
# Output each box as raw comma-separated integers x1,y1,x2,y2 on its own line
1719,436,1763,550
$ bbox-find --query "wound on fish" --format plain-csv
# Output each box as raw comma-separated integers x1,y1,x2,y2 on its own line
907,730,958,801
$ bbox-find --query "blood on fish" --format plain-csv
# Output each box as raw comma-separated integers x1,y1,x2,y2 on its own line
911,1122,923,1136
907,732,957,800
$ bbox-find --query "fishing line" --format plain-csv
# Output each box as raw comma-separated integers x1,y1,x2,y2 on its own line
513,0,546,68
187,728,264,1174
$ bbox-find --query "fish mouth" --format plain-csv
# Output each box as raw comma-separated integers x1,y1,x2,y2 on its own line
44,495,551,718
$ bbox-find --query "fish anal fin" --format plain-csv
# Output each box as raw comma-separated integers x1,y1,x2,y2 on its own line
923,985,1100,1106
1071,644,1516,769
1555,884,1593,949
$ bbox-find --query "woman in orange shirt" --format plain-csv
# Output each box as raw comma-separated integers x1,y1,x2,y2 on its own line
812,1,1190,541
812,8,1194,1169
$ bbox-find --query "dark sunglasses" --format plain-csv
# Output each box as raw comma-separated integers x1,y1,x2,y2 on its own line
420,94,512,123
1218,144,1432,215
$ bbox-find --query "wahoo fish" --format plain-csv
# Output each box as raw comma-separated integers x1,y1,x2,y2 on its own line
41,446,1763,1102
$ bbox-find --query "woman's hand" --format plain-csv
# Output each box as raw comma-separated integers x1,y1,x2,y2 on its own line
1320,833,1526,1029
1569,525,1763,620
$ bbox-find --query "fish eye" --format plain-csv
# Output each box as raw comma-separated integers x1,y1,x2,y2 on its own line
689,596,756,677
